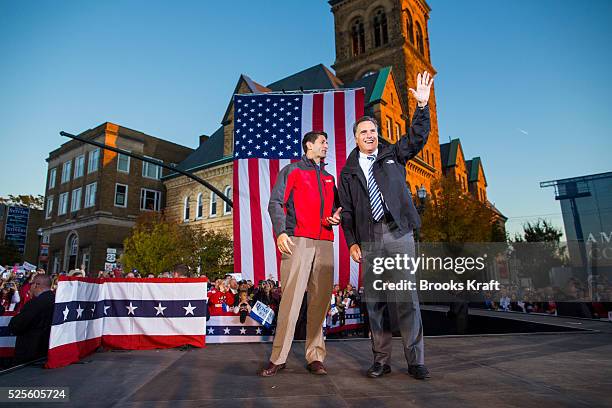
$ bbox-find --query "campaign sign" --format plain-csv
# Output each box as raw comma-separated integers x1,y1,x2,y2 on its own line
249,301,275,329
4,206,29,254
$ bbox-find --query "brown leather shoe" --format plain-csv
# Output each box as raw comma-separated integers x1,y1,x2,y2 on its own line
259,361,286,377
307,361,327,375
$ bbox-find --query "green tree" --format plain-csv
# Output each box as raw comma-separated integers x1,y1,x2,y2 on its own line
185,228,234,280
0,194,44,210
121,212,192,276
514,219,563,243
420,175,501,243
512,219,566,288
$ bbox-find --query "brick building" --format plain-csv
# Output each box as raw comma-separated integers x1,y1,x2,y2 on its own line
163,0,504,235
41,122,193,275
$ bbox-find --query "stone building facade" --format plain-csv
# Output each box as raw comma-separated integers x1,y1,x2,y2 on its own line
42,122,193,275
163,0,504,238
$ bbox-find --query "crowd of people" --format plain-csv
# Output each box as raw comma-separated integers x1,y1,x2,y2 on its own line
479,279,612,319
204,276,366,330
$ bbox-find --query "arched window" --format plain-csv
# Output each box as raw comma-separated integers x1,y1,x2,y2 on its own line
69,234,78,257
350,17,365,56
373,8,389,47
224,186,232,214
405,9,414,45
183,196,190,222
65,232,79,271
196,193,203,219
210,191,217,217
416,22,425,55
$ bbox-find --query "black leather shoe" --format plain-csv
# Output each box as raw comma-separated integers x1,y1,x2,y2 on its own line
367,362,391,378
408,364,430,380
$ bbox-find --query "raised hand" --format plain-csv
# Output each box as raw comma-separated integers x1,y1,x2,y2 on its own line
409,71,433,107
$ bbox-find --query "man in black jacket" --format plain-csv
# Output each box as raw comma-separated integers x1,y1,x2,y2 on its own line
8,274,55,364
338,71,433,380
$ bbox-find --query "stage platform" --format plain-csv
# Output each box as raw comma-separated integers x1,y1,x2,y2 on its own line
3,312,612,408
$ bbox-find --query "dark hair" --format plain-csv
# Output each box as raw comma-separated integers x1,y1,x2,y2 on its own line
352,115,379,136
301,131,328,153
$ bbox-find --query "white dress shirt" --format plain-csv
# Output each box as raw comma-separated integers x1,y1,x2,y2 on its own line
358,148,386,205
358,148,378,188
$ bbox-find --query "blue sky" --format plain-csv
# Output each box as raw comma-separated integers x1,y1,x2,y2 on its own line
1,0,610,238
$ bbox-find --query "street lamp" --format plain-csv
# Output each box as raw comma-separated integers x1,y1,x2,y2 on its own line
417,185,427,214
36,228,43,268
415,185,427,246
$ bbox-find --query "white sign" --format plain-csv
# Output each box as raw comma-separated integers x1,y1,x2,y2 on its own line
249,301,275,328
106,248,117,263
228,273,242,281
23,261,36,271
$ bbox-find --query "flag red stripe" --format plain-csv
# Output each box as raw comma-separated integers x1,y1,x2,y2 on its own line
333,91,350,288
46,336,102,369
57,277,208,283
233,160,242,274
248,159,266,284
103,334,205,350
269,159,282,280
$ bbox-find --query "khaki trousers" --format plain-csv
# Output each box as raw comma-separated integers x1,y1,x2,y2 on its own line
269,236,334,365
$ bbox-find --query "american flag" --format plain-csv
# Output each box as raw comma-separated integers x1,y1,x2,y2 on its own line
0,311,16,358
46,277,208,369
232,89,365,288
206,315,275,344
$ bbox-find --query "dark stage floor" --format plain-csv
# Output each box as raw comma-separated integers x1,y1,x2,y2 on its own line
3,313,612,408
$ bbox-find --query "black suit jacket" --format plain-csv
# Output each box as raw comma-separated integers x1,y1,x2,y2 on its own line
8,290,55,363
339,105,430,247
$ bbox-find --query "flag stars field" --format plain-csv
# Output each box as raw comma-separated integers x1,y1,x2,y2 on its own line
183,302,196,316
126,302,138,315
154,302,166,316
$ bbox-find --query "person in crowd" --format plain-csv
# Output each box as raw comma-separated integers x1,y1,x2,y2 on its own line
0,281,20,312
8,274,55,364
68,269,85,277
235,291,252,324
16,271,35,312
228,278,239,306
499,289,511,311
173,264,189,278
253,280,279,312
208,281,235,315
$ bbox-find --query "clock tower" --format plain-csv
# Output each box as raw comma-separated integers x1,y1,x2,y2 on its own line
329,0,441,182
